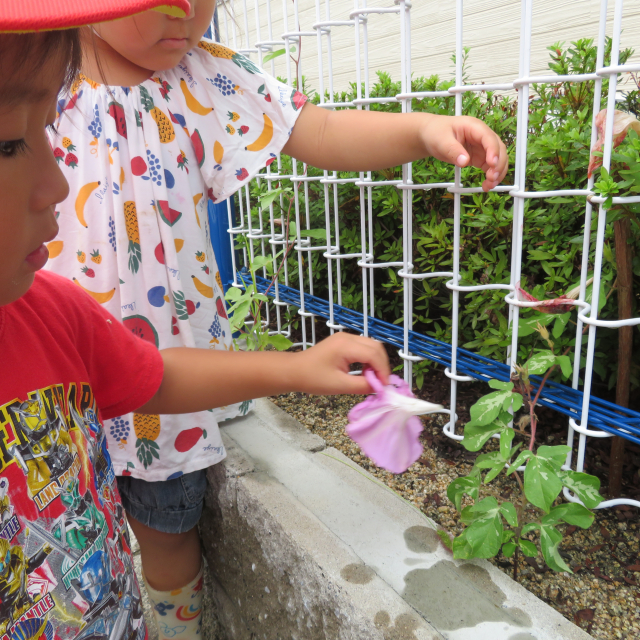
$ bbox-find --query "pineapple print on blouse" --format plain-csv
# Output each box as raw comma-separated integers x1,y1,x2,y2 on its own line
134,413,161,468
45,38,307,481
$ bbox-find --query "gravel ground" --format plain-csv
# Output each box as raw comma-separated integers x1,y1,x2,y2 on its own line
271,389,640,640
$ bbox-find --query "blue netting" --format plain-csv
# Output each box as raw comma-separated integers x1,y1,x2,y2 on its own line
239,271,640,446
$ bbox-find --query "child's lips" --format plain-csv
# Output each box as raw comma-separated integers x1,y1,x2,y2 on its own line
25,244,50,271
160,37,189,50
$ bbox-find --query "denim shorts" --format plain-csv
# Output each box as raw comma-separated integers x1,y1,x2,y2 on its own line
116,469,208,534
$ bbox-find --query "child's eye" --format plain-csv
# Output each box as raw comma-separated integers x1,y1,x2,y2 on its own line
47,123,59,135
0,139,28,158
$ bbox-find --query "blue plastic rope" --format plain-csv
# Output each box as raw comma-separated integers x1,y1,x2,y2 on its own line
240,272,640,446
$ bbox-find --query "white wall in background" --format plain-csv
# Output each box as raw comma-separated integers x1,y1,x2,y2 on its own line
219,1,640,95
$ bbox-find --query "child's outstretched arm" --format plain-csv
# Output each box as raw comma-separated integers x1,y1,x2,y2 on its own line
282,104,508,192
138,332,389,415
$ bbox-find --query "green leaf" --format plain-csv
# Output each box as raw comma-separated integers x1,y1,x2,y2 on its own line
499,501,518,527
474,450,507,484
251,255,272,271
540,522,572,573
226,293,251,314
300,228,327,239
552,312,571,339
258,187,285,208
502,542,516,558
536,445,571,471
543,503,594,529
518,539,539,557
499,424,515,459
457,497,504,558
462,422,501,452
555,355,573,379
447,472,480,512
469,390,512,426
506,449,532,475
558,470,603,509
230,300,251,325
261,48,287,64
267,334,293,351
524,454,564,513
436,529,453,551
521,522,540,536
511,392,523,412
526,351,557,375
452,532,474,559
502,529,514,543
225,287,242,301
488,380,513,391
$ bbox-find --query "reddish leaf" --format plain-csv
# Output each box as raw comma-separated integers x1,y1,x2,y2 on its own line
565,525,577,535
600,526,611,540
625,564,640,572
594,566,612,582
587,544,604,554
624,576,638,586
429,474,437,482
574,608,595,625
525,557,545,573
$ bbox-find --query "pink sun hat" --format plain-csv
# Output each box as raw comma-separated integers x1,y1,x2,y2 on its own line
0,0,191,32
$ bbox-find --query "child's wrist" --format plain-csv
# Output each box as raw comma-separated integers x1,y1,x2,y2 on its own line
417,112,440,158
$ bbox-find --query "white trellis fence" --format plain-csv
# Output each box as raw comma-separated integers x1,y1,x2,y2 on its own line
211,0,640,509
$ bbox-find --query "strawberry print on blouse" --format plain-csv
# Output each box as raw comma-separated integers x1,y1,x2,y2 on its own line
46,39,307,481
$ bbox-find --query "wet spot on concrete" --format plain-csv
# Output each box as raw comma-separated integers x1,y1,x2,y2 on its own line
457,563,506,607
404,558,426,566
508,634,538,640
402,560,532,630
403,526,439,554
340,563,375,584
374,610,421,640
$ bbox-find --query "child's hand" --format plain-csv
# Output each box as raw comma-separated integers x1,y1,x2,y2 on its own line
295,333,390,396
420,115,509,192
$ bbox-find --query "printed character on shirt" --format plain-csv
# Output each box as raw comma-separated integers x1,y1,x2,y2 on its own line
47,40,307,481
0,272,164,639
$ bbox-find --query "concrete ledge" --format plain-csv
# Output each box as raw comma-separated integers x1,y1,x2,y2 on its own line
202,399,592,640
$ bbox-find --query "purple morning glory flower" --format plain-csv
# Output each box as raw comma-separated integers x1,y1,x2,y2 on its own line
346,369,444,474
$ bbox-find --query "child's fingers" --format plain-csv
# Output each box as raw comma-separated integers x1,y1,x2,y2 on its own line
481,142,509,191
339,372,377,396
341,335,390,385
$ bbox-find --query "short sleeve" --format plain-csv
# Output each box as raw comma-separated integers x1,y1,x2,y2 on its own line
50,274,165,420
166,40,307,202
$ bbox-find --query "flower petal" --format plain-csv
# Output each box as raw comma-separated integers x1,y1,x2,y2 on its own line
346,371,444,473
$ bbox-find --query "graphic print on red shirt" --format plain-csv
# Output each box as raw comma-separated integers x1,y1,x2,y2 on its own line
0,272,163,640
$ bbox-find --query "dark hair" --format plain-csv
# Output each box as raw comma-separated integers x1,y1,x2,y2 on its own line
0,29,82,97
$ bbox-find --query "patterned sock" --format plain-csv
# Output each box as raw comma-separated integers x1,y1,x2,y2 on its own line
144,565,204,640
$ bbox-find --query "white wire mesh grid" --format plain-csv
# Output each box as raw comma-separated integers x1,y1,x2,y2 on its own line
216,0,640,509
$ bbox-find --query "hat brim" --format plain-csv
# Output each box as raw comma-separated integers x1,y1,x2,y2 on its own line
1,0,191,33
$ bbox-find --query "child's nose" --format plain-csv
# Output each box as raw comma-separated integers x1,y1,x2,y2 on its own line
37,147,70,213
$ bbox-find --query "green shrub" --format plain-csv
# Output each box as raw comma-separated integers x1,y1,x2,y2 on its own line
238,38,640,396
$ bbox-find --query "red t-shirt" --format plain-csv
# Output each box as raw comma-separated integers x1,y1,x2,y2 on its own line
0,271,163,639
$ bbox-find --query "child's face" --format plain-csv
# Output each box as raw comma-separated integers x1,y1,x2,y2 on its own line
0,61,68,306
93,0,217,72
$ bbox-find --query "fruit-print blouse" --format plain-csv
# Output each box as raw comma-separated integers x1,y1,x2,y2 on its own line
46,39,307,481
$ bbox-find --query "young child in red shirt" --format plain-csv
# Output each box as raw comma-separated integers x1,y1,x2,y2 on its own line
0,3,390,638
